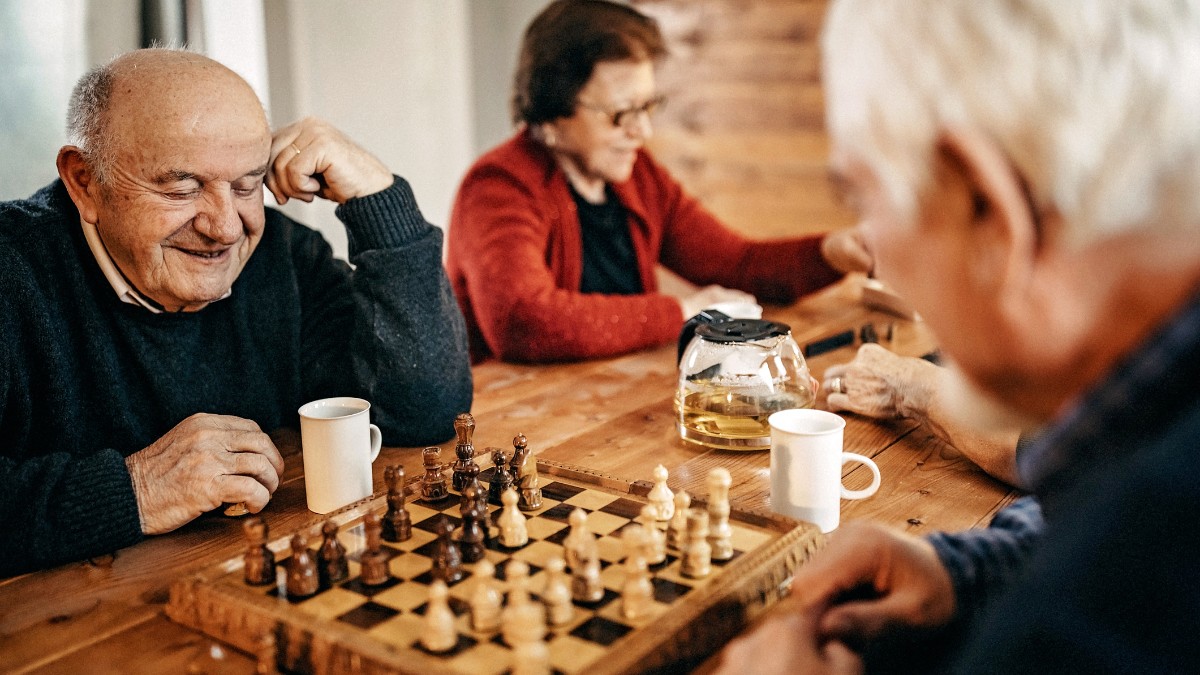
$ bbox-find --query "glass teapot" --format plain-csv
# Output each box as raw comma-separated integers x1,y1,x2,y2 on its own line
675,313,814,450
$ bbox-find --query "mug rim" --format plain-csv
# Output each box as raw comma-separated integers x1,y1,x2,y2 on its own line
298,396,371,420
768,408,845,435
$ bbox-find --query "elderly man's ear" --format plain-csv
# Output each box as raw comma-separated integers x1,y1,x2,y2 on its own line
56,146,101,224
932,128,1042,297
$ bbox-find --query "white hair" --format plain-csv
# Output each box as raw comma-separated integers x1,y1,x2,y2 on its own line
822,0,1200,248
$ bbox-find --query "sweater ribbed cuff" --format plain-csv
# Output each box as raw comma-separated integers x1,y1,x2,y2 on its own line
335,175,433,253
57,450,145,558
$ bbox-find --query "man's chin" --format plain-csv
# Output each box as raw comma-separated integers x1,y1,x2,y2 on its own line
942,362,1041,434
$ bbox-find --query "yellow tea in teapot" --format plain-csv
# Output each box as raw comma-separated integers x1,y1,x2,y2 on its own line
675,377,814,450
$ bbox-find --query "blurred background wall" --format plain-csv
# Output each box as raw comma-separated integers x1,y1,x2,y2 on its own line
0,0,851,262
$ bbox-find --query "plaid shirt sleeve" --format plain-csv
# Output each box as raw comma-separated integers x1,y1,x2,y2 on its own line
926,496,1045,619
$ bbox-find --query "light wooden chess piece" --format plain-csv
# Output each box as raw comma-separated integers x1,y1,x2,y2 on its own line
681,509,712,579
420,446,448,501
707,467,734,561
571,550,604,603
242,516,276,586
621,526,654,621
421,579,458,653
317,520,349,587
541,557,574,627
286,533,319,598
501,560,546,647
666,491,691,552
469,559,503,633
382,465,412,543
647,464,675,521
497,487,529,547
511,433,542,511
511,638,551,675
636,504,667,565
563,508,597,573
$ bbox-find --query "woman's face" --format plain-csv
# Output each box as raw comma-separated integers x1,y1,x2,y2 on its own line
543,59,658,192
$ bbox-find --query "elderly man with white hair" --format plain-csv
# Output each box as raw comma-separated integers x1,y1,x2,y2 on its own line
718,1,1200,672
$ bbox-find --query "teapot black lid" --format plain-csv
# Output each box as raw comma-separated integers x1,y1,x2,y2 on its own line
695,318,792,343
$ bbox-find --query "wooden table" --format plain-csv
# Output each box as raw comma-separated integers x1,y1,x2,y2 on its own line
0,276,1017,673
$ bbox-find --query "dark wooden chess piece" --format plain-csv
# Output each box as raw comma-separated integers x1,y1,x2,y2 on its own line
450,412,480,492
419,447,448,501
360,512,391,586
286,533,319,598
457,483,486,563
511,433,542,511
431,515,464,584
487,447,513,506
382,465,412,543
242,516,276,586
317,520,349,587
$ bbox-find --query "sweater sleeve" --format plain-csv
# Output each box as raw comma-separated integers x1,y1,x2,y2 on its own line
649,158,844,304
926,496,1044,622
0,449,143,577
450,164,685,362
297,176,473,445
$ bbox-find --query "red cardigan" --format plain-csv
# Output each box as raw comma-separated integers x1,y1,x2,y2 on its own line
445,129,842,363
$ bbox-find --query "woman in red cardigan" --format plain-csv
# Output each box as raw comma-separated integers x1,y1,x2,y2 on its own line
446,0,872,363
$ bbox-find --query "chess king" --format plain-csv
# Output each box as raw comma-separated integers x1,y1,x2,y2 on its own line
0,47,473,576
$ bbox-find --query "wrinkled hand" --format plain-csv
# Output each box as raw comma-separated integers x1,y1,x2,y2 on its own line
679,285,757,319
715,597,863,675
125,414,285,534
267,117,393,205
823,343,941,420
821,226,874,275
792,522,957,649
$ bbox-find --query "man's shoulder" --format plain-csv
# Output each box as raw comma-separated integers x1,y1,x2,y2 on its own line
0,181,73,243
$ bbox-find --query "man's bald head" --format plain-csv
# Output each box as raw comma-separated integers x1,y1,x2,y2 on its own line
66,48,269,182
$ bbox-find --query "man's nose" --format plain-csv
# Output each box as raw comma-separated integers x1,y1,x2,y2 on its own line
193,188,242,243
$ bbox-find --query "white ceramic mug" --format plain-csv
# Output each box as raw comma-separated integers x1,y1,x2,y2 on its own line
298,397,382,514
768,409,881,533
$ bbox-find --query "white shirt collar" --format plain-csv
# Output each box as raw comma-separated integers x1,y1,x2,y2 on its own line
80,217,232,313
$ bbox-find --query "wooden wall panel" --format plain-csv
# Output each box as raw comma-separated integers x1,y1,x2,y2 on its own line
632,0,855,239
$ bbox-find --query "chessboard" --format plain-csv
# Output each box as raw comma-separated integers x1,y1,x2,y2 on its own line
167,458,820,675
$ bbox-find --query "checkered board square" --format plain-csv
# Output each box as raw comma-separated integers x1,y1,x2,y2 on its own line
166,460,818,675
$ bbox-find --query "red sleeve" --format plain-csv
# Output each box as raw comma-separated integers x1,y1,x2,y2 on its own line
645,158,843,304
448,163,685,363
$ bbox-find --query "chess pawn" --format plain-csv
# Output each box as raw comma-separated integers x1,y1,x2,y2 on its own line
707,467,734,561
621,527,654,621
497,487,529,547
451,412,478,492
420,446,448,501
571,552,604,603
647,464,675,521
511,639,551,675
317,520,349,587
382,465,412,543
421,580,458,653
360,511,392,586
457,483,486,562
511,433,543,511
432,516,465,583
501,560,546,647
487,447,514,506
681,509,712,579
242,516,276,586
286,533,319,598
666,491,691,552
636,504,667,566
541,557,574,627
469,559,503,633
563,508,597,573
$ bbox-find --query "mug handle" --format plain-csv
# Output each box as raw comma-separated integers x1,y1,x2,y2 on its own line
368,424,382,462
840,453,881,500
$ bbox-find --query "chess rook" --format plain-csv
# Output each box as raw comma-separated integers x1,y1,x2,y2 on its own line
419,447,448,501
681,509,712,579
706,467,734,561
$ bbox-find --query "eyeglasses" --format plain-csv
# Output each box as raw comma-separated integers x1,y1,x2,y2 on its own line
576,95,666,130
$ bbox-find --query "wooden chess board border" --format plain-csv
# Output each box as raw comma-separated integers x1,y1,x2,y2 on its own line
166,459,823,675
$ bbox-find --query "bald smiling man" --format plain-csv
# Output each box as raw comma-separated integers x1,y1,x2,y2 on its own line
0,49,472,575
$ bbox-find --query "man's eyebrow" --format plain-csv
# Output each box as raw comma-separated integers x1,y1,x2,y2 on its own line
243,165,269,178
153,169,199,185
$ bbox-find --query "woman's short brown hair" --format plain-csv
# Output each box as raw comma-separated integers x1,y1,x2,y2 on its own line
512,0,666,126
